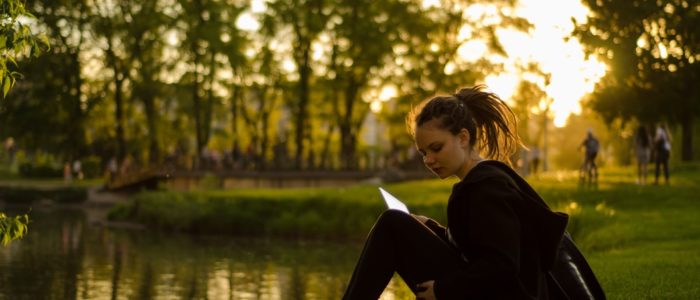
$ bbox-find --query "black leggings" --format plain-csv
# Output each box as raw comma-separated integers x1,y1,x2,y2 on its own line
343,210,466,299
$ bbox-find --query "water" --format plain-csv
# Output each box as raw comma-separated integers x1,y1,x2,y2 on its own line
0,206,411,299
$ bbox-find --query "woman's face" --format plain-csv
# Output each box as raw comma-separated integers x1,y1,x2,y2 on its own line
415,118,470,179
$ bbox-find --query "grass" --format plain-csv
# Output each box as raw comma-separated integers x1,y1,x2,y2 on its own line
525,164,700,299
108,162,700,299
556,165,700,299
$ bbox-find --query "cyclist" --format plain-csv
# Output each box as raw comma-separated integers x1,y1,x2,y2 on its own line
579,129,599,183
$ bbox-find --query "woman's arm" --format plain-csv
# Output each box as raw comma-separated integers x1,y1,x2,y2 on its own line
433,180,522,299
412,214,448,242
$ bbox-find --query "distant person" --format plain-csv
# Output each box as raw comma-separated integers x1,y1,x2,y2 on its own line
3,137,16,163
516,147,529,176
120,155,133,176
343,85,603,299
530,146,541,175
72,160,83,180
654,124,671,185
245,143,256,169
232,144,242,170
107,157,118,183
579,129,599,182
63,162,72,182
634,125,651,185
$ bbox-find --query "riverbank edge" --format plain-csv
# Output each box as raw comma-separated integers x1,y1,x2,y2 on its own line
0,183,146,230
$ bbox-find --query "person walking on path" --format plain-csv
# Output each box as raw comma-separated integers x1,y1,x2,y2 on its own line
654,124,671,185
72,160,83,180
634,125,652,185
342,86,572,299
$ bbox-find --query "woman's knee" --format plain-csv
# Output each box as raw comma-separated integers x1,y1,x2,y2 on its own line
376,209,414,230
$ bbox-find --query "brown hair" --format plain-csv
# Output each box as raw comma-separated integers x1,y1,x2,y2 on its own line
407,85,522,164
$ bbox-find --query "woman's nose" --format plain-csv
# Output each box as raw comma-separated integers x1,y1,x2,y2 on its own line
423,155,434,164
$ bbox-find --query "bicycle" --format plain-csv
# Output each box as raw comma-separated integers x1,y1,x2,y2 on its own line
579,151,598,185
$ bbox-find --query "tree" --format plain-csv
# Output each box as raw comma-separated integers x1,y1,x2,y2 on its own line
0,0,48,97
6,0,94,159
92,0,131,163
323,0,434,169
176,0,212,167
380,0,529,167
266,0,331,169
121,0,173,164
0,0,48,245
219,2,248,166
574,0,700,161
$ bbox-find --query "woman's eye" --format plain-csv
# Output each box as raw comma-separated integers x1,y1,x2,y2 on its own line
430,146,442,152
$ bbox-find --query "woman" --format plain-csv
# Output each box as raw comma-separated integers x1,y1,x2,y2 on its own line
634,125,651,185
343,85,569,299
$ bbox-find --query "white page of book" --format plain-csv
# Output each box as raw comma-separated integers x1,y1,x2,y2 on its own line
379,187,409,213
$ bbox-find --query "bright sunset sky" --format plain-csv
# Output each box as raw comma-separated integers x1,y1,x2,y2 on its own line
486,0,606,127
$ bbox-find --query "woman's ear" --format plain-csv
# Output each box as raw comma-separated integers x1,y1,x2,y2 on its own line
458,128,470,149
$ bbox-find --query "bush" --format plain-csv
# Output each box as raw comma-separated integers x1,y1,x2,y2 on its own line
80,156,102,178
110,189,387,239
0,187,42,203
15,151,63,179
0,186,88,204
18,162,62,178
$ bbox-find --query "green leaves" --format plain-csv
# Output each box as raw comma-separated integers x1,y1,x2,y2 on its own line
0,212,29,246
0,0,49,98
2,76,11,96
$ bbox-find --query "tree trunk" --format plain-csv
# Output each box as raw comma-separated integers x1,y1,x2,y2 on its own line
114,76,125,161
230,83,241,163
202,52,216,152
339,78,360,170
259,87,272,170
319,123,335,170
680,113,693,161
142,91,159,164
100,20,125,163
260,110,270,170
70,52,86,158
679,79,695,161
192,47,202,168
294,40,311,170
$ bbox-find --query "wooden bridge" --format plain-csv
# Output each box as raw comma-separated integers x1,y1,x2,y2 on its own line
104,166,172,191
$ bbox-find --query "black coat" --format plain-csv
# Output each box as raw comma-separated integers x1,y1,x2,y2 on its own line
433,161,569,299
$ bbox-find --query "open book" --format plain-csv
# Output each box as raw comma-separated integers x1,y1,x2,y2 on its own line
378,187,409,213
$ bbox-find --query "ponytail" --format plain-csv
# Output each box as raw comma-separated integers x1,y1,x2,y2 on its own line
407,85,522,164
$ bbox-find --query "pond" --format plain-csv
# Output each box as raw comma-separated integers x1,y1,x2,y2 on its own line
0,206,412,299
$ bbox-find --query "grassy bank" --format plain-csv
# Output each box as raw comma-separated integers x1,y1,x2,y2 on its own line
109,163,700,298
106,168,629,242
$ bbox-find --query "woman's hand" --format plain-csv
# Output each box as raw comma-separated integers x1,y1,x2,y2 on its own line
412,214,430,224
416,280,436,300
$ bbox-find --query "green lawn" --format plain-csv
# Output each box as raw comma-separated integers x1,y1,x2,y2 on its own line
110,163,700,299
388,164,700,298
545,165,700,299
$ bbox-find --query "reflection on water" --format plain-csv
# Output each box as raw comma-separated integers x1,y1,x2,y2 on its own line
0,206,412,299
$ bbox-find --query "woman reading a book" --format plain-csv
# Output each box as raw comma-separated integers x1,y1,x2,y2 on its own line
342,85,570,299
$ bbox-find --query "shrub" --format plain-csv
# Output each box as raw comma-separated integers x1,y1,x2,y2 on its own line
80,156,102,178
18,162,62,178
0,186,87,204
